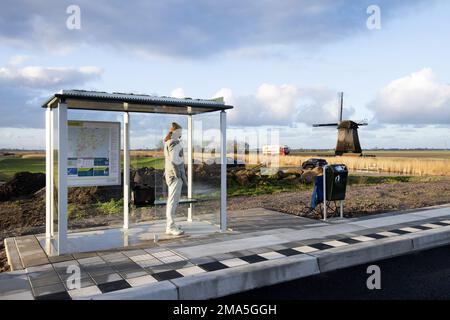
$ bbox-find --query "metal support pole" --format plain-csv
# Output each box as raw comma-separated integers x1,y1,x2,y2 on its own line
123,111,130,230
57,103,68,254
340,200,344,218
323,165,327,221
220,111,227,232
50,109,55,236
45,107,52,239
187,114,193,222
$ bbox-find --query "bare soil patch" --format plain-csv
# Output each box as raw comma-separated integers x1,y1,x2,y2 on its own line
228,178,450,219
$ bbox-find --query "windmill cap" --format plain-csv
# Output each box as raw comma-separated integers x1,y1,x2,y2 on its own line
338,120,359,129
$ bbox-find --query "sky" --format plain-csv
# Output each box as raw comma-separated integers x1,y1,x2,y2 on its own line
1,0,450,149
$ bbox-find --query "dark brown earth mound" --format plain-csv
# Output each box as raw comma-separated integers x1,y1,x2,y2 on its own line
0,172,45,202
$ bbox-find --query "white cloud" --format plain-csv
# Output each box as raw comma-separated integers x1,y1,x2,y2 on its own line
0,59,103,129
170,87,186,98
0,127,45,149
8,54,31,66
0,65,102,88
213,84,353,127
369,68,450,124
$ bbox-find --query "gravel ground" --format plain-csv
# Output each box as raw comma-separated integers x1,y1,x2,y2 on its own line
228,178,450,219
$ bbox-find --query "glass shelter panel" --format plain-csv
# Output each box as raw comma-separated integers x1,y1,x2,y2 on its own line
192,112,221,227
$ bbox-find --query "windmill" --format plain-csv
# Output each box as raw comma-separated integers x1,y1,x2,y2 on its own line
313,92,368,156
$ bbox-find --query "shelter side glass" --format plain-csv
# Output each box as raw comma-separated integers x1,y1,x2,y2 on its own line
192,112,221,227
128,113,160,224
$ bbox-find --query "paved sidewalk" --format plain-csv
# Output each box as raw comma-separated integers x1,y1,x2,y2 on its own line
1,206,450,300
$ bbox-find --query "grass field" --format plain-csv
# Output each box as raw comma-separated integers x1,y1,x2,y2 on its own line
0,157,45,181
0,155,164,181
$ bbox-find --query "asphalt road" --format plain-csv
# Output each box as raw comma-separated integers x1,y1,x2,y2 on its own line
225,245,450,300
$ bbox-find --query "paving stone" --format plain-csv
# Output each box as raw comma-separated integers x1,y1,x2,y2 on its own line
26,264,54,273
292,245,319,254
129,254,154,262
72,252,99,259
148,262,187,274
48,254,74,263
351,235,376,242
364,233,389,239
258,251,286,260
122,249,147,257
64,277,95,290
266,244,289,251
143,247,168,254
209,253,235,261
27,269,59,280
97,280,131,293
22,257,50,268
91,273,123,285
29,274,62,288
176,266,206,277
4,238,23,271
78,256,104,265
152,250,177,259
283,241,306,248
220,258,249,268
87,265,115,276
228,250,254,258
0,272,31,296
152,270,183,281
111,261,142,272
189,256,216,265
198,261,228,272
35,291,71,300
307,242,334,250
32,282,66,297
58,268,90,281
322,240,349,248
158,255,185,264
135,259,163,268
53,260,80,269
240,254,268,264
100,253,129,263
0,290,34,300
276,248,302,256
247,247,272,254
126,275,158,287
68,285,102,299
376,231,400,237
119,269,149,280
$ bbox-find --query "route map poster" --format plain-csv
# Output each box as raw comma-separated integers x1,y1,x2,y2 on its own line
67,120,120,187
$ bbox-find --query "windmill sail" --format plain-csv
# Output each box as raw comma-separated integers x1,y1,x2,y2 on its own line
312,123,339,127
338,91,343,122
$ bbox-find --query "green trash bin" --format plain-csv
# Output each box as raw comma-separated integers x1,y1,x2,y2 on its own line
325,164,348,201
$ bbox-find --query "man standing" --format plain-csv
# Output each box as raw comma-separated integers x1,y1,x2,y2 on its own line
163,122,187,235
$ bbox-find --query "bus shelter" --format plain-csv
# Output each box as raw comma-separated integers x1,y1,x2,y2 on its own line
42,90,233,255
